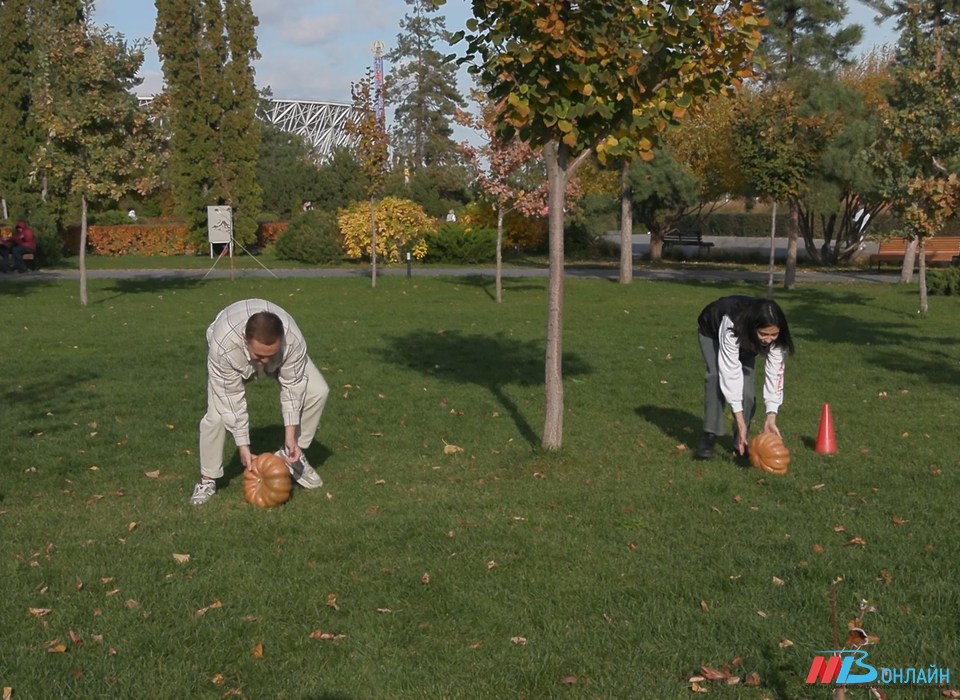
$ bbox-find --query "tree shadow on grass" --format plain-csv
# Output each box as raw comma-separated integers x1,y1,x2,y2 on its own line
95,275,204,303
378,329,591,447
3,370,101,435
0,277,61,296
433,273,546,300
634,404,703,451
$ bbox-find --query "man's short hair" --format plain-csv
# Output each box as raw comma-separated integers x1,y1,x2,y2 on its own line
245,311,284,344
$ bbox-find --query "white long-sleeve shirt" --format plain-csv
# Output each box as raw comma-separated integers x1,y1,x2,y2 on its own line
717,314,785,415
205,299,309,446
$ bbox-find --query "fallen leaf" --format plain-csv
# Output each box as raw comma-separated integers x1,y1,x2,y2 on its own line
690,681,708,693
125,599,140,609
28,607,52,618
778,638,794,649
127,522,137,532
252,641,264,659
744,671,762,686
510,636,528,646
421,572,430,585
69,629,83,647
211,673,226,685
443,443,463,455
892,517,908,525
195,599,223,617
877,570,893,585
172,553,190,564
561,676,577,684
772,576,785,586
309,630,346,641
699,665,733,681
376,608,392,614
833,524,846,532
326,593,339,611
699,600,709,612
46,638,67,653
144,470,161,479
487,561,497,570
812,543,825,554
845,536,867,547
757,610,768,618
4,687,12,700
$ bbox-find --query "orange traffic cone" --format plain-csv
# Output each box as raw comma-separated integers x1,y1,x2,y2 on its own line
815,403,837,454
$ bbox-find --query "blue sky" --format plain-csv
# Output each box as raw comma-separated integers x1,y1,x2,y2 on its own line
92,0,899,104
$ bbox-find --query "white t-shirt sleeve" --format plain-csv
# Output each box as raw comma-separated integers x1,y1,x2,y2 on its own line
717,315,745,413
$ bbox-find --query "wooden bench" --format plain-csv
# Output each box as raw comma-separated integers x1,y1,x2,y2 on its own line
662,229,715,255
869,236,960,271
20,252,36,270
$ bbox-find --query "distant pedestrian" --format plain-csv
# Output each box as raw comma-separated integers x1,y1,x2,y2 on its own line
694,295,794,460
0,220,36,273
446,209,457,223
190,299,330,505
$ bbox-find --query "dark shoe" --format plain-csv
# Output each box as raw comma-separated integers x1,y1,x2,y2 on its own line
694,432,717,460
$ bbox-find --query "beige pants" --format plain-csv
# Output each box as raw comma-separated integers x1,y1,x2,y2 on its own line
198,357,329,479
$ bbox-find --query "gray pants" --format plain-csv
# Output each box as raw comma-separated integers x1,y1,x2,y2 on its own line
698,331,756,436
198,357,329,479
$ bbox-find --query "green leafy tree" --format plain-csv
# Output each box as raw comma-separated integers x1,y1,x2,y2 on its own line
257,124,321,219
32,3,162,306
871,1,960,310
747,0,866,285
386,0,465,170
154,0,262,246
627,151,701,258
456,0,764,449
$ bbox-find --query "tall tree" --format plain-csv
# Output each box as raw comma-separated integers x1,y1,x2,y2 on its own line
154,0,262,246
871,1,960,308
32,1,162,305
751,0,864,287
386,0,465,170
345,69,389,288
457,0,764,449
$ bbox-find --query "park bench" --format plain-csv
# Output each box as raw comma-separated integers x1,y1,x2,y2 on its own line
869,236,960,271
662,229,715,256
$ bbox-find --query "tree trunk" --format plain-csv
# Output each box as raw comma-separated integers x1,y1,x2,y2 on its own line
918,238,928,314
900,238,918,283
648,232,664,261
80,196,88,307
542,143,566,450
495,205,504,303
369,196,377,289
767,201,778,299
619,160,633,283
784,201,799,290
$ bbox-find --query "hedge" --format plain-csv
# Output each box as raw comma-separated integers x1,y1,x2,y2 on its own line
62,221,289,257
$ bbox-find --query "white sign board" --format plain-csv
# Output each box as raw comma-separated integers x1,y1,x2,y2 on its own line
207,206,233,257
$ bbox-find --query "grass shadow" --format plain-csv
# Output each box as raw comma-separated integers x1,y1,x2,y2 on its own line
0,277,62,296
95,275,205,303
3,370,101,434
379,329,591,447
634,404,703,450
434,274,546,299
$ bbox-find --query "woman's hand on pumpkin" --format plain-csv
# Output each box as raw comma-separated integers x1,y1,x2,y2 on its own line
239,445,254,471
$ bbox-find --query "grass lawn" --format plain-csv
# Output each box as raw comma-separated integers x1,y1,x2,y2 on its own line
2,274,958,699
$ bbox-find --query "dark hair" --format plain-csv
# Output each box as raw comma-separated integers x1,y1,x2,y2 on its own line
244,311,284,344
732,298,794,356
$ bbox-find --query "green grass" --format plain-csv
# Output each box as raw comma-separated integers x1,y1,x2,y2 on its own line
2,275,958,699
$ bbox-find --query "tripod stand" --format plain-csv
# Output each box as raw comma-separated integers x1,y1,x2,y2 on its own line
202,235,279,280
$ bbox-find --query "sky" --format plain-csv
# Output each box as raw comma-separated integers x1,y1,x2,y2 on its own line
91,0,900,104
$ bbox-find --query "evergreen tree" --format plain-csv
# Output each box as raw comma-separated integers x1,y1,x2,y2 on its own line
758,0,863,80
386,0,465,170
154,0,262,245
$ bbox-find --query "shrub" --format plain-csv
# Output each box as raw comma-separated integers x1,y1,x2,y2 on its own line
81,223,190,256
275,210,344,265
257,221,288,248
338,197,432,263
423,224,496,263
926,267,960,295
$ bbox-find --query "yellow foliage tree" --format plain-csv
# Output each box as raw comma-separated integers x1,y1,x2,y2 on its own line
338,196,433,263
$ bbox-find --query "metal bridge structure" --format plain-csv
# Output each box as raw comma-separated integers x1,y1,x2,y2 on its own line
138,96,359,161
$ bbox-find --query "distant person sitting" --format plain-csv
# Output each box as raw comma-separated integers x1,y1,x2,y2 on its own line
446,209,457,223
0,220,36,273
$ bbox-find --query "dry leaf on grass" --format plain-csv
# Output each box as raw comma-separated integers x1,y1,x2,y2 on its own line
421,572,430,585
561,676,578,685
326,593,339,611
195,600,223,617
309,630,346,641
442,442,464,455
28,607,52,618
510,636,528,646
252,641,264,659
172,553,190,564
845,536,867,547
46,638,67,653
144,470,161,479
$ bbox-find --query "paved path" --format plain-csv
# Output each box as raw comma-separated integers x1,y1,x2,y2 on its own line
0,235,898,285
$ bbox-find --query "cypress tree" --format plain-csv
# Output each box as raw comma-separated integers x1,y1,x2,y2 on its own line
154,0,262,245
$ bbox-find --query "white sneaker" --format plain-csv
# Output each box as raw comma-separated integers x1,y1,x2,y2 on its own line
275,448,323,489
189,479,217,505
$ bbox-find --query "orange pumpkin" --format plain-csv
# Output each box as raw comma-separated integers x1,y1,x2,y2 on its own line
748,433,791,475
244,453,292,507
